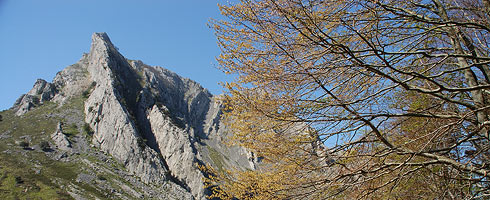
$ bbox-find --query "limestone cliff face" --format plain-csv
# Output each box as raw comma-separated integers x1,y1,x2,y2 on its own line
83,33,170,188
13,32,256,199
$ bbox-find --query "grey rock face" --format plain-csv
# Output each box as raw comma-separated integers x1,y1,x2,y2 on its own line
14,94,34,116
27,79,57,101
147,104,204,198
84,32,169,186
51,122,72,151
130,47,259,200
13,79,57,115
51,60,93,104
13,32,257,199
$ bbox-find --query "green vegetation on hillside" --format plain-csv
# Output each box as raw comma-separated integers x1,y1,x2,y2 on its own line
0,96,128,199
0,98,84,199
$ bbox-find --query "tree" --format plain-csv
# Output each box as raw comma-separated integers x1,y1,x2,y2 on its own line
209,0,490,199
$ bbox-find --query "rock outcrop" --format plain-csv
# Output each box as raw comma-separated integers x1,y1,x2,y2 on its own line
13,79,57,115
51,122,72,151
12,32,257,199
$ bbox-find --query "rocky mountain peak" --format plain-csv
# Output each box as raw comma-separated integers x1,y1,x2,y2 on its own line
92,32,111,42
6,32,258,199
91,32,114,52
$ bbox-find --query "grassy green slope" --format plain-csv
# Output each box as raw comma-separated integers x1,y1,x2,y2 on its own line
0,96,133,199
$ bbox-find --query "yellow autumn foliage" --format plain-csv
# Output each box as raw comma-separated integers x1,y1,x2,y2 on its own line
207,0,490,199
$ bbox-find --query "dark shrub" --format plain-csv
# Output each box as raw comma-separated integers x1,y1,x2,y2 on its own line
97,174,107,181
15,176,23,184
19,141,29,149
40,141,50,151
83,123,94,136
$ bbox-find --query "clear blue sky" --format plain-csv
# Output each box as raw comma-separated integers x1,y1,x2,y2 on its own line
0,0,233,110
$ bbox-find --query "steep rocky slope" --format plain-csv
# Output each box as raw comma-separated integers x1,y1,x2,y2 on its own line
2,32,256,199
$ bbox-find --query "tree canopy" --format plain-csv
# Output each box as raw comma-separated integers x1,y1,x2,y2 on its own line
209,0,490,199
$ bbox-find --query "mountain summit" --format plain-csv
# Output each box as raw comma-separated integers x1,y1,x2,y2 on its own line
2,33,256,199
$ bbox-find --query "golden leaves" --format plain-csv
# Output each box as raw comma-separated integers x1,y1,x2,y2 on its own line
209,0,490,199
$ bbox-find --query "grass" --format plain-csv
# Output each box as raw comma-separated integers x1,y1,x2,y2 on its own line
207,146,226,173
0,96,87,146
0,97,87,199
63,124,79,138
77,182,112,199
0,152,73,199
136,70,146,88
0,102,59,146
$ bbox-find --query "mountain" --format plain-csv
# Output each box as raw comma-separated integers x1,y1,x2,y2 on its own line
0,33,257,199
